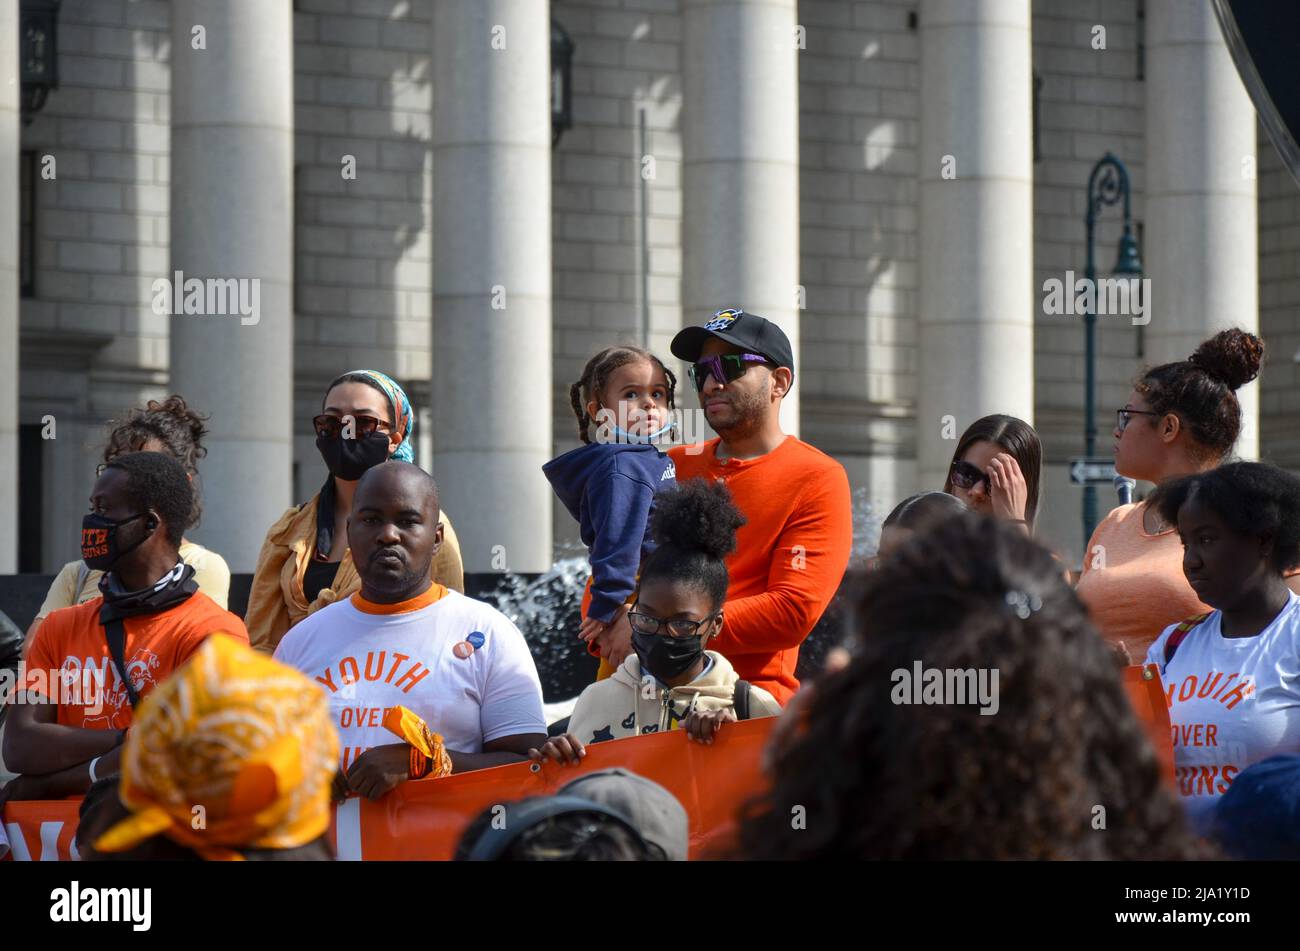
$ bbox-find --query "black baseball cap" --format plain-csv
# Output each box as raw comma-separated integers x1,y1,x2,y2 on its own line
670,308,795,374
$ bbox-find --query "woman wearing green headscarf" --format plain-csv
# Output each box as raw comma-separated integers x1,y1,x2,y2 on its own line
245,370,464,653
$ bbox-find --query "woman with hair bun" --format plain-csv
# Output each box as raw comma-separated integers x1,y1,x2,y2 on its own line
26,395,231,648
529,478,783,764
1076,328,1283,658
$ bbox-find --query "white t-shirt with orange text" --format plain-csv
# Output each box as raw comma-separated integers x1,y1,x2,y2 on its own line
1146,591,1300,828
273,586,546,770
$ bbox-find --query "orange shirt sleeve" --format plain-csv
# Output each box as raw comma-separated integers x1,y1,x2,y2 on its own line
711,462,853,655
21,611,64,699
173,603,251,669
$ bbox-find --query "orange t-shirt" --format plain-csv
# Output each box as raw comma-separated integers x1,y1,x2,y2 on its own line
668,436,853,705
1075,502,1208,659
23,592,250,729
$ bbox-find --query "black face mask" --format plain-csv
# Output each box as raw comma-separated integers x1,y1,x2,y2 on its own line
81,512,153,571
316,430,390,481
633,629,707,682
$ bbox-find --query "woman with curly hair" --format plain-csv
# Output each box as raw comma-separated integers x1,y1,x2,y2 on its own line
1145,462,1300,832
1076,328,1283,659
26,395,230,648
737,514,1205,860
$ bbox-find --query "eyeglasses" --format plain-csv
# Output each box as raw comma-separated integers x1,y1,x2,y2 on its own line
688,353,770,393
313,413,391,440
1116,408,1160,432
627,606,719,639
949,460,990,493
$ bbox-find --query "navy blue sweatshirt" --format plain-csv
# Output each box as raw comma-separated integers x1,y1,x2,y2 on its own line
543,442,677,623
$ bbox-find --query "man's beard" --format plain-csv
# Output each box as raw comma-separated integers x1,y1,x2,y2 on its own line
364,556,431,599
709,382,769,438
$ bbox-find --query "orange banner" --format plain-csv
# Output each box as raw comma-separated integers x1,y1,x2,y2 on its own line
1,671,1176,861
1,718,773,861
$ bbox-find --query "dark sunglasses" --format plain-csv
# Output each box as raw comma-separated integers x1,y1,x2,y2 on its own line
1116,408,1160,432
949,460,990,492
312,413,391,440
687,353,770,392
628,606,719,639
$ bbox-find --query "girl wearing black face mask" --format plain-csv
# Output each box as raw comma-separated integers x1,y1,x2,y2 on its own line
244,370,465,654
529,480,784,765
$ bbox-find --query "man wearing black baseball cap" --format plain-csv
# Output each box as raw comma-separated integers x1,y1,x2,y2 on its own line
667,309,852,706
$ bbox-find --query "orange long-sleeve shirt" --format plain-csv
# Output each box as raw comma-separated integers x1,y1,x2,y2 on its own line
669,436,853,704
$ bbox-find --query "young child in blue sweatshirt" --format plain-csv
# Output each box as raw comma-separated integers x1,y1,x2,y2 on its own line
543,345,678,679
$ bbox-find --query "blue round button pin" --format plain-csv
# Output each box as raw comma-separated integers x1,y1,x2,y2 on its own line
467,631,485,649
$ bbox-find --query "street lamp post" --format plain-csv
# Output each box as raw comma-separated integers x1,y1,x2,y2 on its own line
1082,152,1143,545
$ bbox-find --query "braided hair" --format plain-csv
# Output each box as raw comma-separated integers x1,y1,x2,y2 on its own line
568,346,677,444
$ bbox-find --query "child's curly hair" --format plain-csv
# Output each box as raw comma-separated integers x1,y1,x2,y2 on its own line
640,478,746,611
737,514,1210,860
568,346,676,444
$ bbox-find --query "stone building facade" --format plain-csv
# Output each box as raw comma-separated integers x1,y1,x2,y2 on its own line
1,0,1291,575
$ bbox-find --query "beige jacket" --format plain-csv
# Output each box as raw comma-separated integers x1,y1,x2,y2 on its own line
245,492,464,653
568,650,782,744
36,541,231,622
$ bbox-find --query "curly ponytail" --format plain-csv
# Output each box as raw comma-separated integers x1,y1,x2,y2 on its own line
1136,328,1264,461
639,479,746,610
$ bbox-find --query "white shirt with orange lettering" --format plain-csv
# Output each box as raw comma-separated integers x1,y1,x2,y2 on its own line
1146,590,1300,829
273,585,546,770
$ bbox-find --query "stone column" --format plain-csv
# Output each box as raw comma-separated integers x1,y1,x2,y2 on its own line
682,0,801,436
917,0,1034,492
431,0,553,573
0,0,19,573
1146,1,1258,458
169,0,294,571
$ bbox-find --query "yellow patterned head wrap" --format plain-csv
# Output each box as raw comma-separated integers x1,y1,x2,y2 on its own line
93,635,339,861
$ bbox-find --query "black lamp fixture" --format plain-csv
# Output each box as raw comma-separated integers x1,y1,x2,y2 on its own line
551,19,574,147
1112,225,1143,276
20,0,60,125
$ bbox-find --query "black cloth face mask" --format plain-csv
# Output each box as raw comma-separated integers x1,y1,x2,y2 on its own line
98,561,199,624
316,430,391,482
81,512,152,572
633,629,707,683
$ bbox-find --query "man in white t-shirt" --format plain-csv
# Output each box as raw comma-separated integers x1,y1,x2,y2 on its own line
275,462,546,800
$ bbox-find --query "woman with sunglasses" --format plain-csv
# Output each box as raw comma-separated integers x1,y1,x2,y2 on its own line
25,396,230,652
942,415,1042,532
245,370,464,653
1076,329,1278,659
529,479,782,764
